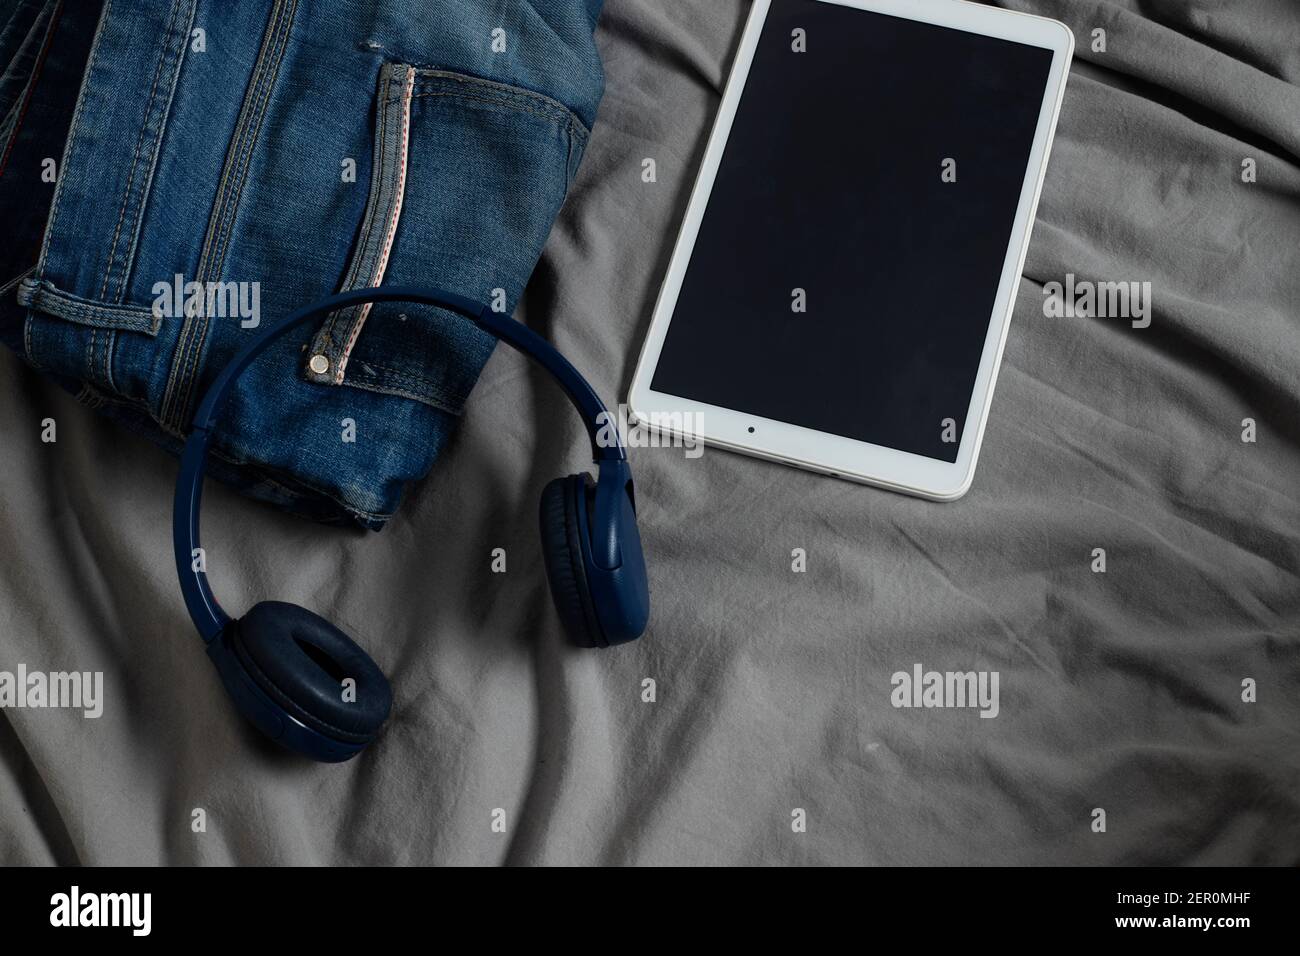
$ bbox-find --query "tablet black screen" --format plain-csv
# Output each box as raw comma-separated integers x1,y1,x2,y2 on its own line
649,0,1054,462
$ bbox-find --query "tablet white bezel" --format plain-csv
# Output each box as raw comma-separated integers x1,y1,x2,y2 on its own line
628,0,1074,500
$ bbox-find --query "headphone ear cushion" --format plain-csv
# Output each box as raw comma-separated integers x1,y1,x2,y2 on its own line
538,475,604,648
231,602,391,744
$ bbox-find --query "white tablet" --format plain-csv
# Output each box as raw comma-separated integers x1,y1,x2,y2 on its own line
628,0,1073,500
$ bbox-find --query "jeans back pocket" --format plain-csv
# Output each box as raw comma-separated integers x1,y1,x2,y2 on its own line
302,63,590,415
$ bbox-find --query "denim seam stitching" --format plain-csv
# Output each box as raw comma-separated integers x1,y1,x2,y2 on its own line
316,69,583,409
410,90,587,140
337,65,397,307
163,0,293,427
20,281,159,319
345,65,391,294
193,1,285,282
162,0,297,431
173,0,296,419
96,0,179,299
34,0,111,272
334,64,414,382
309,62,398,370
201,0,296,283
188,10,274,286
97,0,192,303
408,68,591,137
161,0,266,429
165,0,293,426
327,63,403,354
17,278,161,333
108,0,195,304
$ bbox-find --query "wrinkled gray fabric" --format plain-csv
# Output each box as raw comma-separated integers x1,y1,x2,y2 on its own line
1,0,1297,865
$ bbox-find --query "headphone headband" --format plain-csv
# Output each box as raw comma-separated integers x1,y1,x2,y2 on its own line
173,285,628,642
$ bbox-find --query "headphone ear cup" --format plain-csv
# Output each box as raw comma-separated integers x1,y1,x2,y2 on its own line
538,475,604,648
231,602,392,744
592,478,650,645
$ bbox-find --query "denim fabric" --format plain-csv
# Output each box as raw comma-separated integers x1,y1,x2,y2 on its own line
2,0,605,529
1,0,103,313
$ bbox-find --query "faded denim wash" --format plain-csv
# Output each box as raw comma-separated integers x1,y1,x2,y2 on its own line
2,0,605,528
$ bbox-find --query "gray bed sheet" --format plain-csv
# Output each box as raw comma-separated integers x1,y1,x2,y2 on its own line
1,0,1297,865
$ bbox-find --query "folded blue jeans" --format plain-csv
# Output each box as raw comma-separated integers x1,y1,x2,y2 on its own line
2,0,605,529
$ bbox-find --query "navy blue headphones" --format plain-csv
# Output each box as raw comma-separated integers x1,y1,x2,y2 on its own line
173,286,650,762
